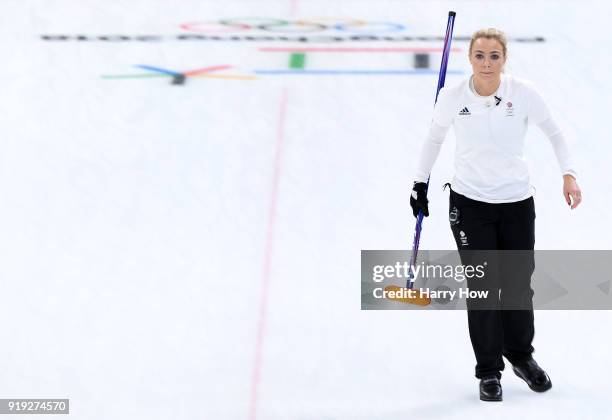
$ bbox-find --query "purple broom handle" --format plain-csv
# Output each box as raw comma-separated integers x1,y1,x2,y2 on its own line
407,11,456,289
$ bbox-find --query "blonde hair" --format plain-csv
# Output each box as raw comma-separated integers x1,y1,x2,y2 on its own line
469,28,508,58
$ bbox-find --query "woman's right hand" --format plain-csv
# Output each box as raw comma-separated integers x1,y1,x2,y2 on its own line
410,182,430,217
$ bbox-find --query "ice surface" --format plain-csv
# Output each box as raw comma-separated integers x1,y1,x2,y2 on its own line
0,1,610,419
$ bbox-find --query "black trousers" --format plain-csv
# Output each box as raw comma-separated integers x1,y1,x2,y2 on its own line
448,187,536,379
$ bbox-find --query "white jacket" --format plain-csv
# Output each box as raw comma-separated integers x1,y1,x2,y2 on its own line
415,74,577,203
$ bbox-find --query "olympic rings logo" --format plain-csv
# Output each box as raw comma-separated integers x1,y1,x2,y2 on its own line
179,18,406,34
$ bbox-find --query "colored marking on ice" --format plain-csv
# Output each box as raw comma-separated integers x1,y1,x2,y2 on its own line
101,64,255,82
259,47,462,53
254,69,464,75
191,73,258,80
248,87,289,420
289,53,306,69
101,74,170,79
183,65,233,76
134,64,180,76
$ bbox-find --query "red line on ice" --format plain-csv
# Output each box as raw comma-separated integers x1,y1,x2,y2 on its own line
183,65,233,76
259,47,462,53
248,87,289,420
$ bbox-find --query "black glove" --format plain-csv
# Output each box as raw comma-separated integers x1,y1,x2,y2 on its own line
410,182,429,217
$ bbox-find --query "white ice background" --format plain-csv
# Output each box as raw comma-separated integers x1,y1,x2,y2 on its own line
0,1,610,419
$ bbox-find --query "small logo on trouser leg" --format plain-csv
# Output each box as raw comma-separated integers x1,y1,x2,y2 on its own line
449,206,459,226
459,230,469,246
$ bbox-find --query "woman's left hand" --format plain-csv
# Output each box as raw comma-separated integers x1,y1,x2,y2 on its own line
563,174,582,209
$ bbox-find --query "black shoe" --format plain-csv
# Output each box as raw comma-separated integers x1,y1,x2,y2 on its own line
512,358,552,392
479,375,503,401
